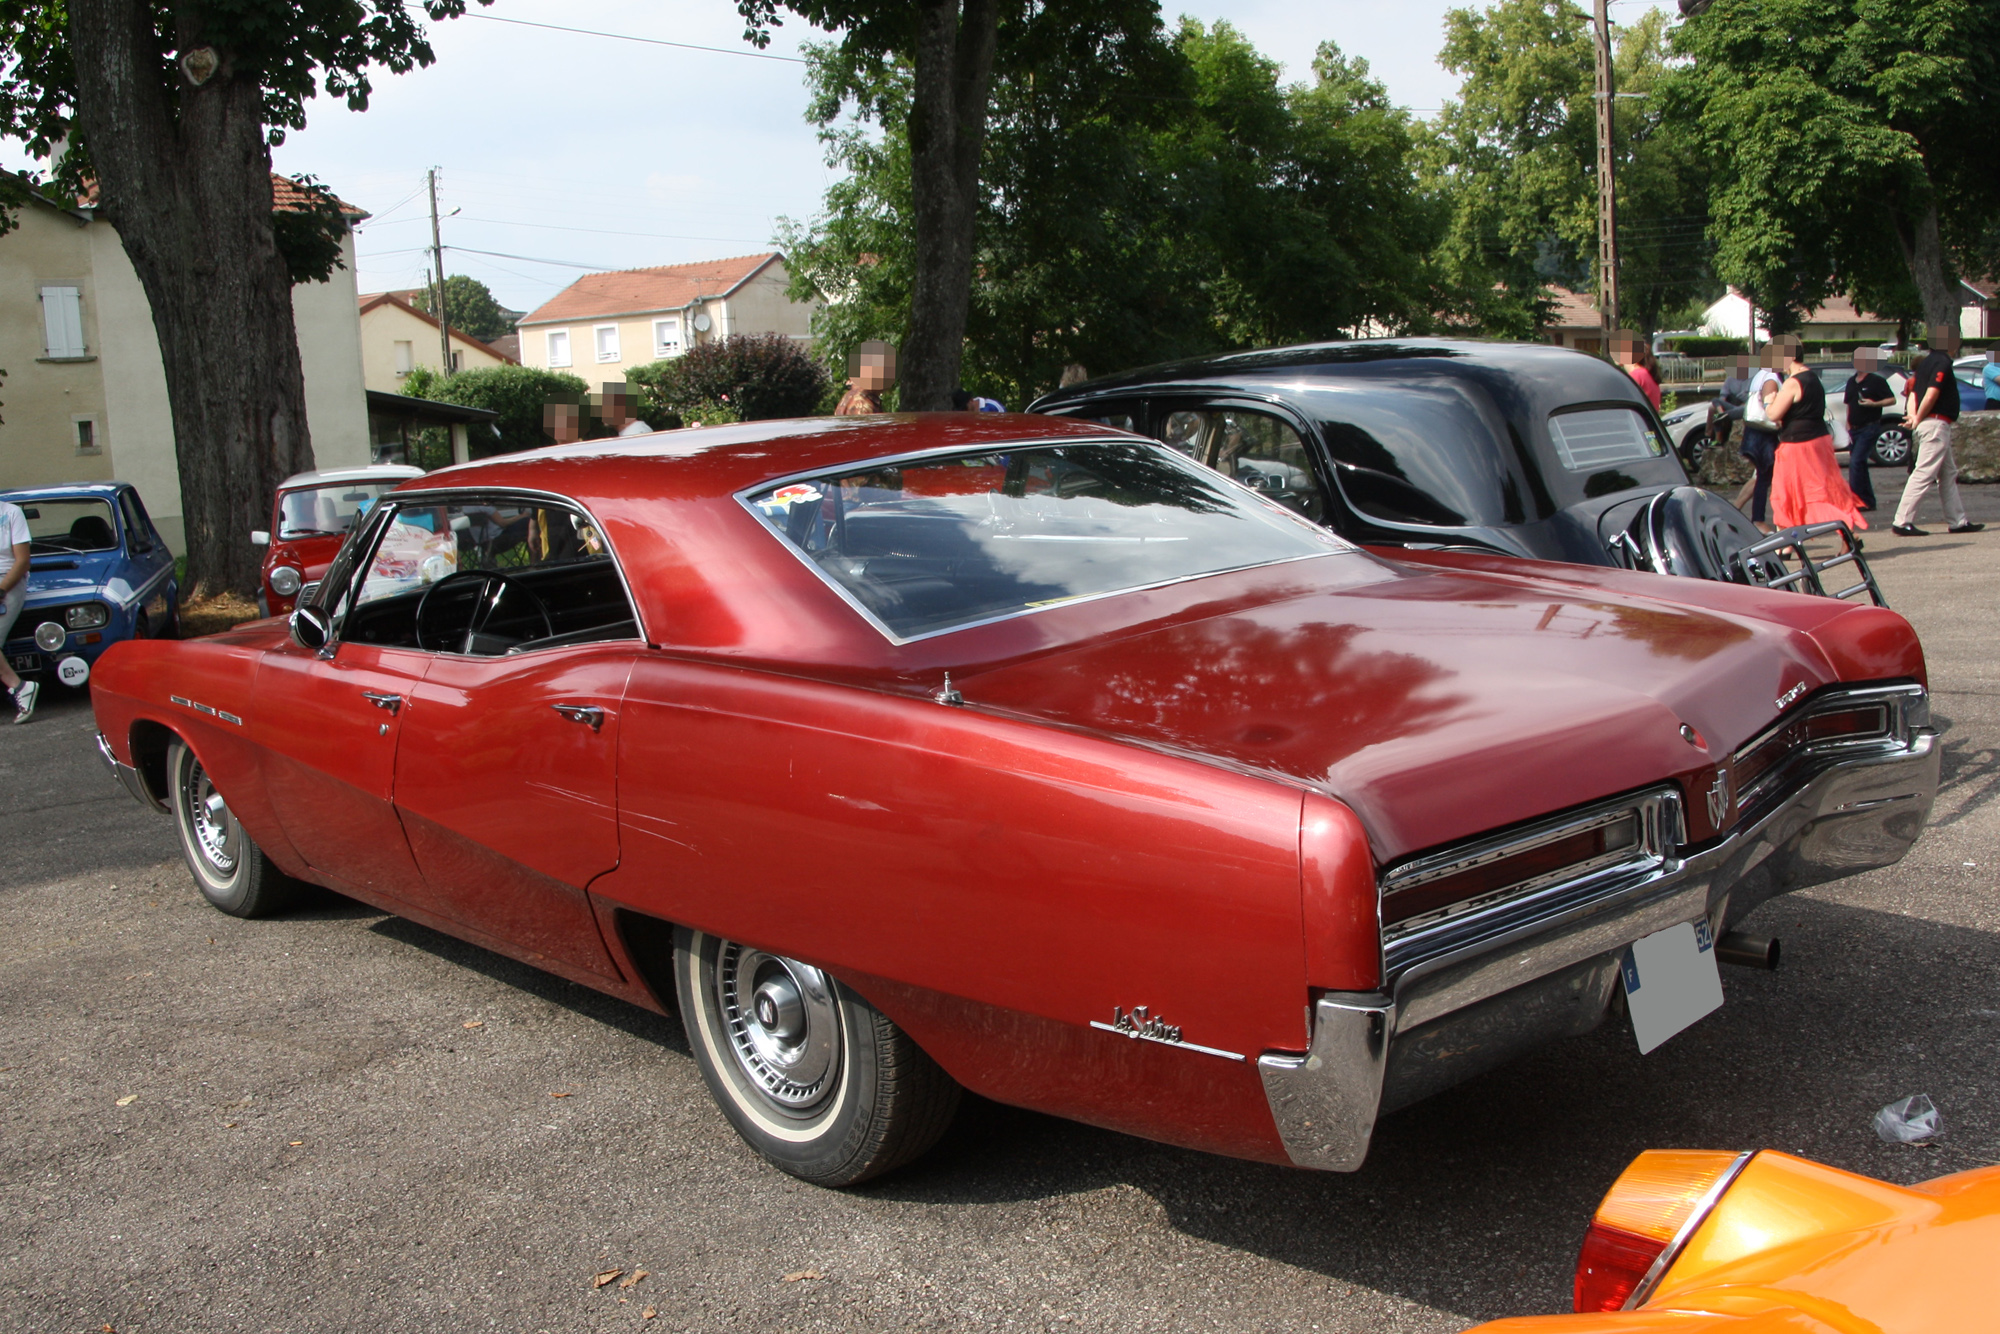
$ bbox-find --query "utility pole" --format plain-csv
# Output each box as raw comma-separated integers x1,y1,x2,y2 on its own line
427,167,454,378
1592,0,1620,341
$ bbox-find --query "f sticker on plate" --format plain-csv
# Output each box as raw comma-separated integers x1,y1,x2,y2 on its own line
1623,920,1725,1054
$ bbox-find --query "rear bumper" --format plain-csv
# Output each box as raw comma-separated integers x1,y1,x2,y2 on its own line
1259,692,1939,1171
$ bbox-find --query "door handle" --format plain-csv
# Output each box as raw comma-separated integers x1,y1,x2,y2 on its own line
551,703,605,732
361,691,403,715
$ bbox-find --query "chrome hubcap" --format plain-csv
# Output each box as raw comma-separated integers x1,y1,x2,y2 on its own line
715,943,840,1115
184,758,240,876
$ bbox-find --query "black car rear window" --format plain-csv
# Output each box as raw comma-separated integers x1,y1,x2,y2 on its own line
1307,382,1534,528
745,443,1347,641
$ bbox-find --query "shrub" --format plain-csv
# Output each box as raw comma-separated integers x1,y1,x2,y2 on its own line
628,333,829,425
1660,336,1747,357
414,364,607,459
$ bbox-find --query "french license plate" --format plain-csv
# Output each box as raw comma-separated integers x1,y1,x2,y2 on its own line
7,652,38,674
1622,920,1725,1054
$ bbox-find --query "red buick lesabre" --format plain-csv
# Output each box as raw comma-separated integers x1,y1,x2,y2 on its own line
92,415,1938,1186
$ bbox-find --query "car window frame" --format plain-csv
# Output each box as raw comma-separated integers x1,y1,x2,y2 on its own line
735,436,1353,646
1087,390,1337,526
308,486,648,659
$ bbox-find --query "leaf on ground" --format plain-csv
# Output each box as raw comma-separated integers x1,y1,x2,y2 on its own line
462,1020,484,1029
619,1269,649,1289
782,1269,823,1283
593,1269,623,1288
288,1140,303,1147
115,1094,137,1106
642,1307,657,1319
223,1122,238,1129
550,1090,573,1098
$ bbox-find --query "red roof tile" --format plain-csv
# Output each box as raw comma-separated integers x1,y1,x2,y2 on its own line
356,291,518,364
519,254,780,325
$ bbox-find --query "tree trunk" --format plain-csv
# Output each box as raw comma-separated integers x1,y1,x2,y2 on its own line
900,0,999,411
66,0,317,600
1890,197,1960,338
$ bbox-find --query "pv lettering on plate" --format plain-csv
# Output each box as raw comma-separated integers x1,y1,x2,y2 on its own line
1622,920,1725,1054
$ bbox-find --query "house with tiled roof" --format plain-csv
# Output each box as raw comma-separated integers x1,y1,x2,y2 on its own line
516,253,817,393
356,290,517,392
0,173,369,551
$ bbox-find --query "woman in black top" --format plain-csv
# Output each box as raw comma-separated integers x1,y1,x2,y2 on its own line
1767,337,1866,530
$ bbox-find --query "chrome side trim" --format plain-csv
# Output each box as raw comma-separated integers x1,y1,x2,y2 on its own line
1625,1150,1756,1310
95,732,167,814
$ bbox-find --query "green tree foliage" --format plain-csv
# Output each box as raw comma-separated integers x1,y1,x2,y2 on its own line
404,364,604,461
1666,0,2000,334
268,174,350,285
415,274,515,344
627,334,829,426
782,18,1442,406
1423,1,1716,336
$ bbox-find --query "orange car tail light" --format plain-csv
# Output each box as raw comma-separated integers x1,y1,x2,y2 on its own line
1573,1149,1751,1313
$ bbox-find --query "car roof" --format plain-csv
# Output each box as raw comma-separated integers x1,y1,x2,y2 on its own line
0,481,130,501
278,464,425,490
406,413,1130,505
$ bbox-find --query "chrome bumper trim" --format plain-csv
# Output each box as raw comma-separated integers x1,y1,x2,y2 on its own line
1260,722,1938,1171
96,732,167,814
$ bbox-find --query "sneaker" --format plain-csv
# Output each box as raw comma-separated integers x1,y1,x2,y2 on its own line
11,679,37,724
1891,524,1930,537
1948,522,1986,534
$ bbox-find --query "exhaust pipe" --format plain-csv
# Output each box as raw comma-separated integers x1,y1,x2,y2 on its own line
1718,932,1780,970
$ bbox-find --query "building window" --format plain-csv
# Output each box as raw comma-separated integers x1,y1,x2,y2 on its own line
654,317,682,358
547,329,571,367
394,340,414,375
73,417,99,455
595,324,621,363
449,349,463,373
40,285,86,358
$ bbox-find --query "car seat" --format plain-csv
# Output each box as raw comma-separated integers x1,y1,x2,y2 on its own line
68,514,116,549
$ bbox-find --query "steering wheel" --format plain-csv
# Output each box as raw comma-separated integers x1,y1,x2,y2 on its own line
414,570,553,654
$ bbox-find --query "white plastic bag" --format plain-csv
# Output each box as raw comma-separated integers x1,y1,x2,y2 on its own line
1874,1093,1941,1143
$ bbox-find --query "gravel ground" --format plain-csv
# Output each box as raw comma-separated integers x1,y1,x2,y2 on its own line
3,481,1995,1334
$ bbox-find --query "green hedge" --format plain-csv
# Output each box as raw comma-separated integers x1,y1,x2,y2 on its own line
1658,336,1747,356
403,364,611,461
628,333,829,427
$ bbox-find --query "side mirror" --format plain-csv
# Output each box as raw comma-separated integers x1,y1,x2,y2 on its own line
251,531,270,547
289,605,331,653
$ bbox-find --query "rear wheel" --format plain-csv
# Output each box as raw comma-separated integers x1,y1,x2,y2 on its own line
674,928,959,1186
167,738,302,917
1871,425,1913,468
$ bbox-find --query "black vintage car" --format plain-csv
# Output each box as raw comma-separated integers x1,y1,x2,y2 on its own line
1030,339,1880,601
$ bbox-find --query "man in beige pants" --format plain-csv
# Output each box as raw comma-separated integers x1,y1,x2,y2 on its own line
1891,324,1984,536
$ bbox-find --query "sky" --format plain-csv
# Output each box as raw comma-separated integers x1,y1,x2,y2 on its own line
98,0,1666,317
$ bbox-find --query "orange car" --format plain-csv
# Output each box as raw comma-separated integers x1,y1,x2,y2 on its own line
1470,1147,1994,1332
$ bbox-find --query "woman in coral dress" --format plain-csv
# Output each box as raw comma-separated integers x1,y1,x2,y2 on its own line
1766,339,1868,531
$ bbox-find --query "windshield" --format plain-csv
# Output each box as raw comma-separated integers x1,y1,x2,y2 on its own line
745,442,1348,641
280,481,401,539
20,498,117,552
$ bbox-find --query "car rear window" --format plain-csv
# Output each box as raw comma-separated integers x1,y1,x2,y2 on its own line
279,482,403,538
745,442,1348,641
1548,408,1667,471
19,498,118,551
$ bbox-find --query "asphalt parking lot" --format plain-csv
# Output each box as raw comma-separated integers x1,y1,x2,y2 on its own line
4,472,1996,1334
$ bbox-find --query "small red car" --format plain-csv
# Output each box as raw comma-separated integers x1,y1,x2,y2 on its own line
93,415,1938,1186
252,464,422,617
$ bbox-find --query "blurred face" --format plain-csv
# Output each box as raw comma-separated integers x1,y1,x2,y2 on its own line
847,342,897,391
1931,322,1961,356
543,402,581,443
1611,336,1636,363
601,392,632,425
1854,348,1878,372
1732,355,1752,376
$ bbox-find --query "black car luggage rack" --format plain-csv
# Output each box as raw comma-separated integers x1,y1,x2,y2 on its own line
1729,522,1886,607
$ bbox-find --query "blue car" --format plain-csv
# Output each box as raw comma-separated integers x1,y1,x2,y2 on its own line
2,481,178,689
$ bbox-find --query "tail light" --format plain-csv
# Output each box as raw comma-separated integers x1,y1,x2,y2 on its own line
1573,1149,1751,1312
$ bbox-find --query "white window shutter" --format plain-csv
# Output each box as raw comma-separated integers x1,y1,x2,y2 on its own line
41,285,84,357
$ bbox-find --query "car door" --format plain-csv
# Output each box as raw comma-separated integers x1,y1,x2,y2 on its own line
381,495,643,981
254,509,430,902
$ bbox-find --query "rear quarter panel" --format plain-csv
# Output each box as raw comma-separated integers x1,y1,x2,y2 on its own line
589,656,1318,1163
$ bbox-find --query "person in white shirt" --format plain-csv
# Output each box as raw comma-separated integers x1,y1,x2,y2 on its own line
0,499,38,722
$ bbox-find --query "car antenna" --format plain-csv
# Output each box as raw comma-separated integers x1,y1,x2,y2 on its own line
932,673,964,707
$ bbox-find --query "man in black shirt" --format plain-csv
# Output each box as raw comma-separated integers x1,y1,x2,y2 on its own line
1891,324,1984,536
1843,348,1897,509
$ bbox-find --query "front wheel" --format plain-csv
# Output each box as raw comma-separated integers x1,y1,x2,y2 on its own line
167,738,302,918
1678,427,1708,475
674,928,960,1186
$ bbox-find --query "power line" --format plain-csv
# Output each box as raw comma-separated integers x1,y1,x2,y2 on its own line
359,214,772,247
462,13,807,63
